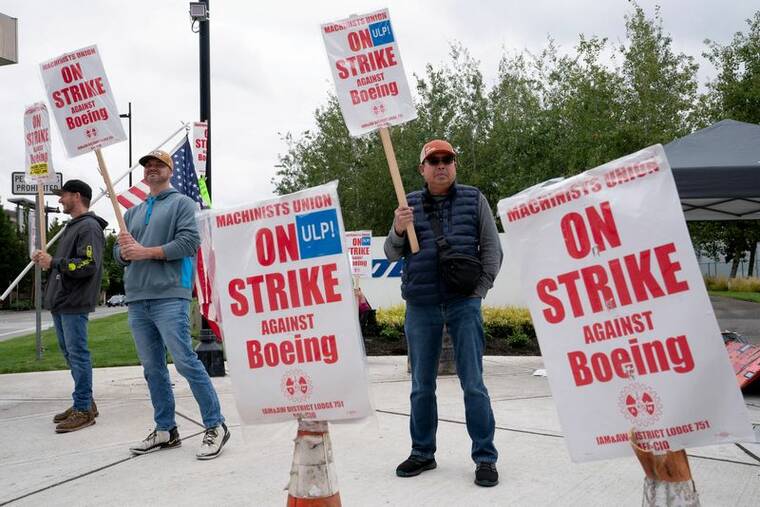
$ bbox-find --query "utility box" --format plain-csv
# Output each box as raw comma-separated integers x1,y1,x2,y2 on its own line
0,13,18,66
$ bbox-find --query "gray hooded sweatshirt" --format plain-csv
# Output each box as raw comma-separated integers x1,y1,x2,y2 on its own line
114,188,200,303
43,211,108,314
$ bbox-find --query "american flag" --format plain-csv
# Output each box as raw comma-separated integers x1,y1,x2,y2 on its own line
169,138,204,208
116,137,204,209
117,135,222,339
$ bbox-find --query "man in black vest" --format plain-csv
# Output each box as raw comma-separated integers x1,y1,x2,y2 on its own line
384,139,503,487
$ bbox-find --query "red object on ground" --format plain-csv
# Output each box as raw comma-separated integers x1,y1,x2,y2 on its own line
724,340,760,389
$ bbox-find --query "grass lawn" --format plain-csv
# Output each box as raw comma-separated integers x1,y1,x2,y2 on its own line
708,290,760,304
0,313,140,374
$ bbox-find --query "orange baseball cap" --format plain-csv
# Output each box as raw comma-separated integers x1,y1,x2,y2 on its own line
139,150,173,171
419,139,456,163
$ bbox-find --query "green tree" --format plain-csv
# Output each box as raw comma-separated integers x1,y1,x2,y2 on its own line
0,206,31,308
703,12,760,124
102,233,124,295
274,4,704,234
695,11,760,275
618,4,699,147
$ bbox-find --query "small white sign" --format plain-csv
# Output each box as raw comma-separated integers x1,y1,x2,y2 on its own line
192,121,207,178
23,102,55,182
40,45,126,157
345,230,372,278
321,8,416,136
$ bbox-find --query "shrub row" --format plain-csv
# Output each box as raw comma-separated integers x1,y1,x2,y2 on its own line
704,276,760,292
374,305,539,353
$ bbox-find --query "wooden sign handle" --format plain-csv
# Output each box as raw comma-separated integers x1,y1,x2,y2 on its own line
37,186,47,252
378,127,419,253
94,149,127,232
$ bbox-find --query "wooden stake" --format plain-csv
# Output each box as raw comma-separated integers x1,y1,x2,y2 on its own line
36,186,47,253
378,127,419,253
94,149,127,232
630,430,693,482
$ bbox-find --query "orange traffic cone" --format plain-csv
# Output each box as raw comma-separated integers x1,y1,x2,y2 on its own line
286,420,341,506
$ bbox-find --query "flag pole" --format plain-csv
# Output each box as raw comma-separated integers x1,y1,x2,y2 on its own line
37,186,47,252
0,123,189,301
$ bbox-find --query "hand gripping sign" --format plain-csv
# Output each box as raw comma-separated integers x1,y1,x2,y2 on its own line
24,102,55,251
40,45,127,230
322,9,419,252
199,182,373,424
497,145,753,462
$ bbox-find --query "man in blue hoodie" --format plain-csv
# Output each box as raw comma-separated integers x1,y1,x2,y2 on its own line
115,149,229,460
33,179,107,433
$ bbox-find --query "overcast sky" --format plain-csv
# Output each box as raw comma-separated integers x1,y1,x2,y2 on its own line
0,0,755,231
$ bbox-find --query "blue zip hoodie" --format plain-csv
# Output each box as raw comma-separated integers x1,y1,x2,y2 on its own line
114,188,200,302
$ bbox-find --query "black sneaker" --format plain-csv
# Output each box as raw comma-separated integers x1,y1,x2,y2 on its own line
396,455,437,477
129,427,181,455
475,462,499,487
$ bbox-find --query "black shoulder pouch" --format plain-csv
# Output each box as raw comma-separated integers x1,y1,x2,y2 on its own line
429,210,482,295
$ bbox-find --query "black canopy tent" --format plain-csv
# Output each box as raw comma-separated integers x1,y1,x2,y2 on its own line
664,119,760,221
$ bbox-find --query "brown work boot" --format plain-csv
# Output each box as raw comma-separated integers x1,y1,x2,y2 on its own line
53,400,98,423
55,410,96,433
53,406,74,423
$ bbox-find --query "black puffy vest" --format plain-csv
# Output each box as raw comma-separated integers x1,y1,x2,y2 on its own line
401,183,480,304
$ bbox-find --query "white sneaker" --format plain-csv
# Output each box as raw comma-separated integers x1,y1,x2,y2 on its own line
129,427,181,455
196,423,230,460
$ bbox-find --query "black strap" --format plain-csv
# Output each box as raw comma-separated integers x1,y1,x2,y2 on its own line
427,209,451,251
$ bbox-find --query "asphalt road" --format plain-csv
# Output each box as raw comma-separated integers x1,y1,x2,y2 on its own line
0,305,127,342
711,295,760,344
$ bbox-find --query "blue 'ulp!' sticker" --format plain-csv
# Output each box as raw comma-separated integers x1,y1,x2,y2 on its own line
296,209,342,259
369,20,394,46
361,236,371,246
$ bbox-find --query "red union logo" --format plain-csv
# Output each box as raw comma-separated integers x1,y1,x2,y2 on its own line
281,368,313,402
618,382,662,427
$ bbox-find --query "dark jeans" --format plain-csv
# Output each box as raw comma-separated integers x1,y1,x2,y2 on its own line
52,312,93,412
405,297,497,463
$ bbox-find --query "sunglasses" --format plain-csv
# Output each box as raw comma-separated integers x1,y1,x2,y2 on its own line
425,154,455,165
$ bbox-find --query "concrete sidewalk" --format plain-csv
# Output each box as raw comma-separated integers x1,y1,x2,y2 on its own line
1,357,758,506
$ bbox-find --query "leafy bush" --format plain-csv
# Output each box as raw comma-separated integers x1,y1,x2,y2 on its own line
704,275,729,291
8,300,34,311
727,277,760,292
376,305,405,341
375,304,538,352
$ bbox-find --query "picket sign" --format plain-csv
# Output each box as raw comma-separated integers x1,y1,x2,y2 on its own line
23,103,55,250
191,121,208,178
345,230,372,278
40,44,127,230
200,182,373,425
497,144,753,463
322,9,419,253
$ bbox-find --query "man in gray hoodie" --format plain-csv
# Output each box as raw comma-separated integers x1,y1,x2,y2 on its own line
32,179,107,433
115,149,229,460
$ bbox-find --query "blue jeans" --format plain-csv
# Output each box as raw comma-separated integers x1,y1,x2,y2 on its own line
128,298,224,431
52,313,93,412
405,297,497,464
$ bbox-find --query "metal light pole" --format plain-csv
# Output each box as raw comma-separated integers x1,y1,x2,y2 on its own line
191,0,224,376
119,102,133,186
